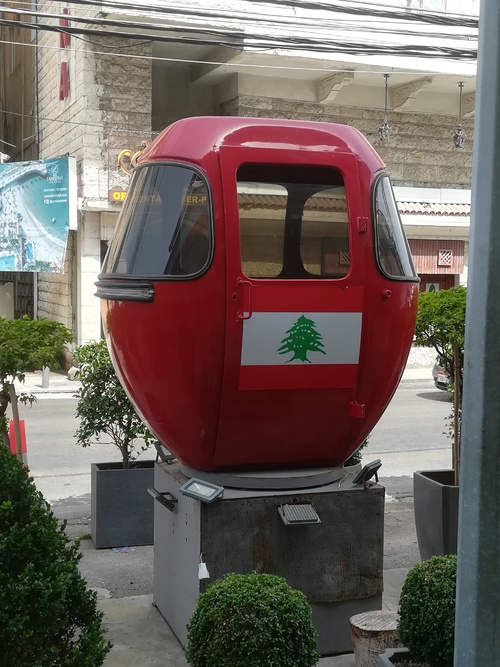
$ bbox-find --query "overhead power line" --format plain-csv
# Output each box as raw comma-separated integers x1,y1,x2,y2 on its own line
40,0,480,30
0,10,478,61
0,2,477,44
0,36,477,78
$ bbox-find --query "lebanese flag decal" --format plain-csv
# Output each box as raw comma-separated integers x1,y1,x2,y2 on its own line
239,312,362,390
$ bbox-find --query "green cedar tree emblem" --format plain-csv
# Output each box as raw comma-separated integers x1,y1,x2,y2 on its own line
277,315,326,363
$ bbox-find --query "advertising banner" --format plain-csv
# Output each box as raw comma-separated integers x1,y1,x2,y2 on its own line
0,156,76,272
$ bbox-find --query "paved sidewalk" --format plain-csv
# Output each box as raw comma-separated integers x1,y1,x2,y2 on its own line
15,363,432,397
94,568,408,667
20,365,421,665
14,368,80,395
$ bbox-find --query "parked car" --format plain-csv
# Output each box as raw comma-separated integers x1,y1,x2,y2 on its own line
432,357,450,390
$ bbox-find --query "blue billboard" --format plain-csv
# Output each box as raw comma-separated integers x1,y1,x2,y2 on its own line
0,156,77,272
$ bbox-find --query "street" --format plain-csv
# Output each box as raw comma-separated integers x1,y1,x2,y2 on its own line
12,371,451,584
18,373,452,503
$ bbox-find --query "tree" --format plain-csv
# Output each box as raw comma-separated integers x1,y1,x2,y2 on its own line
0,316,73,449
74,339,155,468
413,286,466,388
413,286,466,483
278,315,326,363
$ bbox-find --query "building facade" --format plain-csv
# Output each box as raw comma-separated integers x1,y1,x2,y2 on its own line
0,0,477,342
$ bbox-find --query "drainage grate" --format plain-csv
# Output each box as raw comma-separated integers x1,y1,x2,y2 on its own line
278,503,321,526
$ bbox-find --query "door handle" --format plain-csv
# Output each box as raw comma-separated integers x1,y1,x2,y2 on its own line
236,278,252,321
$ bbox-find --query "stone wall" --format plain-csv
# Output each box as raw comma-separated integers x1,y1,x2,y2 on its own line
36,4,152,341
217,95,473,189
37,232,74,331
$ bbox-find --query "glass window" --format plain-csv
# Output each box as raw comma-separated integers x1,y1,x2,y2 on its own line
237,164,349,280
103,164,211,278
374,176,417,279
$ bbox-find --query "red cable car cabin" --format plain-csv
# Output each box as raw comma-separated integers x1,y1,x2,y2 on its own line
96,116,419,473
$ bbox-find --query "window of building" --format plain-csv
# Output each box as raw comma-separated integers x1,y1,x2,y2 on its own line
438,249,453,267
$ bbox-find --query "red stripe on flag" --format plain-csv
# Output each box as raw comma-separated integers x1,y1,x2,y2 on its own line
239,364,358,390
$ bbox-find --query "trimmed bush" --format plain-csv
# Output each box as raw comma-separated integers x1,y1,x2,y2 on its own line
398,555,457,667
186,572,319,667
0,445,111,666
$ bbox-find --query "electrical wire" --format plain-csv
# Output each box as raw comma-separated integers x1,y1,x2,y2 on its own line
41,0,480,30
0,36,477,78
1,2,477,45
0,106,163,137
0,12,478,61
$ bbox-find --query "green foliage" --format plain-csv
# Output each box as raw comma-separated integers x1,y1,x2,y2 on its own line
186,572,319,667
74,340,155,468
413,286,466,385
0,316,73,444
398,555,457,667
344,437,370,467
0,445,111,666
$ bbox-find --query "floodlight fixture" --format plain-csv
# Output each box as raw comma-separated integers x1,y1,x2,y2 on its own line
147,487,178,511
179,478,224,503
352,459,382,486
153,440,177,464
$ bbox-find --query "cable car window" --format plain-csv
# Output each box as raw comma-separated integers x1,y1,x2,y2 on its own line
237,164,349,279
374,176,417,280
102,164,211,278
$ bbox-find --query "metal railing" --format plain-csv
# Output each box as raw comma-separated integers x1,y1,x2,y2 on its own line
400,0,479,15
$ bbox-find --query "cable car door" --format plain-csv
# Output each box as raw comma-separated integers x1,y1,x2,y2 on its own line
215,145,366,470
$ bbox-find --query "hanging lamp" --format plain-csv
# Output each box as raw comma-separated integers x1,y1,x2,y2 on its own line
378,74,391,142
452,82,466,149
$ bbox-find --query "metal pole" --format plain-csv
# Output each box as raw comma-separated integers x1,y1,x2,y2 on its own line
41,366,50,389
455,1,500,664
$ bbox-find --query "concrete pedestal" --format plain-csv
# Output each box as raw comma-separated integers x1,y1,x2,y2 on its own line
152,462,384,656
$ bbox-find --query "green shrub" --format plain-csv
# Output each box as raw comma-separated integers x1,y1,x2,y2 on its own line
398,555,457,667
344,437,370,467
74,339,155,468
0,445,111,666
186,572,319,667
0,316,73,446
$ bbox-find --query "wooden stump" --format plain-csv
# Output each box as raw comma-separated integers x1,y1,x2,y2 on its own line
349,610,403,667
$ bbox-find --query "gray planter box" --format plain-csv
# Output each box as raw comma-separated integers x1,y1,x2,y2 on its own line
91,460,155,549
414,470,459,560
378,648,410,666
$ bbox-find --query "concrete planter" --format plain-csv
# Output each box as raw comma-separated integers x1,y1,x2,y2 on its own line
378,648,411,666
413,470,459,560
91,460,155,549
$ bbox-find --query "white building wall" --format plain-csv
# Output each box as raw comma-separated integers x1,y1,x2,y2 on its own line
35,2,152,342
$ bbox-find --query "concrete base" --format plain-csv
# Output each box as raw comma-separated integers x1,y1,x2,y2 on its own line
152,462,385,656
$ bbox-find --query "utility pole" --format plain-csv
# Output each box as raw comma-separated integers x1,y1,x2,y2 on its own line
455,0,500,664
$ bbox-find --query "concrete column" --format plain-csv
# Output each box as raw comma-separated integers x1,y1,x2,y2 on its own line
455,0,500,662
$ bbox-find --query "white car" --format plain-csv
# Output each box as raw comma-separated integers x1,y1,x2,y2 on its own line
432,358,450,391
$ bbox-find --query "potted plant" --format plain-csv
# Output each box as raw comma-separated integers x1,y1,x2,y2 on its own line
412,286,466,559
0,316,73,456
186,572,319,667
379,555,457,667
74,339,156,549
0,445,112,665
